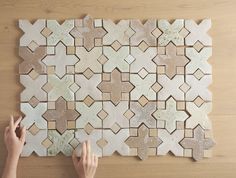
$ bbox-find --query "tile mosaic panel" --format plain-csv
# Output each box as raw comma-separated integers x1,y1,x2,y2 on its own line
19,15,214,161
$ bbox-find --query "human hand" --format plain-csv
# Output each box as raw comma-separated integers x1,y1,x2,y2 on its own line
72,141,98,178
4,115,26,160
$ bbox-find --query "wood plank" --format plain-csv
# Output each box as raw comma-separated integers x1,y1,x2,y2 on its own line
0,0,236,177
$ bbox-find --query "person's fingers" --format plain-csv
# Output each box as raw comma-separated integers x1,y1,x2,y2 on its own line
87,140,91,161
4,126,9,139
20,126,26,142
9,115,15,134
87,140,92,168
72,150,78,166
14,116,22,130
4,126,9,133
82,142,87,161
94,155,98,167
89,153,94,170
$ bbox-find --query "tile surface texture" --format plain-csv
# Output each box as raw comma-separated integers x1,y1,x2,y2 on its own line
19,16,214,161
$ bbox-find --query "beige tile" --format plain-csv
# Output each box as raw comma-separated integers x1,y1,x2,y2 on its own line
158,19,184,46
126,124,161,160
185,19,212,46
130,19,157,46
180,125,215,161
71,15,106,51
47,19,74,46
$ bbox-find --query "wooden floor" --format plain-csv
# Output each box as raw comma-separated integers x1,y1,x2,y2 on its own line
0,0,236,177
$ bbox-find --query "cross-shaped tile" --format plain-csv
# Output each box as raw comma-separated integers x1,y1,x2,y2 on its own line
75,102,102,128
103,19,131,45
103,129,130,156
47,20,74,46
43,42,79,78
153,97,189,132
103,101,129,128
185,19,212,46
75,74,102,101
180,125,215,161
20,75,47,102
153,43,189,79
75,129,102,157
21,130,47,157
186,75,212,101
70,15,106,51
47,74,74,101
157,74,184,101
43,97,79,134
157,129,184,156
103,46,130,72
19,46,46,74
47,130,74,156
75,47,102,73
130,19,157,46
130,47,157,73
21,103,47,129
97,68,134,105
126,124,161,160
130,74,156,100
186,47,212,74
19,19,46,46
130,101,156,128
158,19,184,46
186,102,212,130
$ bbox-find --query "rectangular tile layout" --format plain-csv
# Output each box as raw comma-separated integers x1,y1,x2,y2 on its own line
19,15,215,161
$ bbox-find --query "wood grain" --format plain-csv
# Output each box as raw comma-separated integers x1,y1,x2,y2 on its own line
0,0,236,177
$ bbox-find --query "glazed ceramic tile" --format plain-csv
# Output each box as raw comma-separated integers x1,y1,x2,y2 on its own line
75,129,102,157
47,20,74,46
102,129,130,156
103,101,129,128
98,69,134,105
21,130,47,157
103,19,131,45
185,19,212,46
20,75,47,102
19,16,214,161
158,19,184,46
185,47,212,74
103,46,130,72
153,42,189,79
21,103,47,129
19,19,46,46
130,101,156,128
130,19,157,46
75,74,102,101
43,97,79,134
47,130,74,156
158,75,184,101
130,74,156,100
126,124,161,160
180,125,215,161
130,47,157,73
43,42,79,78
19,46,47,74
47,74,74,101
186,75,212,101
185,102,212,129
75,102,102,128
71,15,106,51
75,47,102,73
153,97,188,132
157,129,184,156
